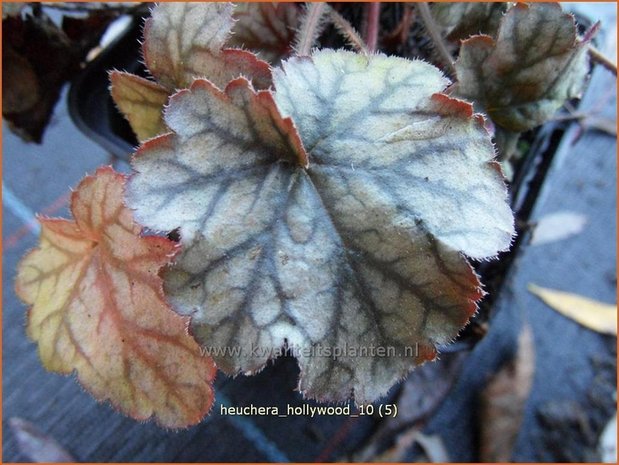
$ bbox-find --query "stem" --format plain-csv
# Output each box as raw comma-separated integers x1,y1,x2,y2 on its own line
551,110,617,136
383,4,413,47
365,2,380,53
294,2,328,57
588,45,617,76
416,2,456,76
328,6,369,55
550,112,588,122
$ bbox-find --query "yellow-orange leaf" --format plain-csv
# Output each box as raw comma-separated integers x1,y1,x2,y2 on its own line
528,284,617,336
110,71,169,142
15,167,215,427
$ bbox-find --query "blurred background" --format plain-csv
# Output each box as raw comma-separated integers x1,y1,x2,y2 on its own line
2,2,617,462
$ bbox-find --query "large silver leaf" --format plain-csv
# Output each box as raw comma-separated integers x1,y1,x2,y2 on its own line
127,50,513,402
274,51,514,259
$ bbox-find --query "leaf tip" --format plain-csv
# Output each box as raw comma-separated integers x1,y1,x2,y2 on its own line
461,33,495,48
430,93,474,119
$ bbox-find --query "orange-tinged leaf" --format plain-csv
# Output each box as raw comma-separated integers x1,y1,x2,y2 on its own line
479,324,535,461
110,71,169,142
15,167,215,427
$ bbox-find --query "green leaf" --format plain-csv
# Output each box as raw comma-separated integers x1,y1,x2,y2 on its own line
455,3,591,132
432,2,506,42
126,50,514,402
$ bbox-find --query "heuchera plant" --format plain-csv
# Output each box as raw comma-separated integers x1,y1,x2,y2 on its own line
16,2,596,427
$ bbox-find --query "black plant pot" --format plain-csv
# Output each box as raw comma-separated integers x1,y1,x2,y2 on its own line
68,15,142,160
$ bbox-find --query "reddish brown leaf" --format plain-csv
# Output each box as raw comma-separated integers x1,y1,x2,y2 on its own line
2,14,78,142
3,10,115,143
479,324,535,461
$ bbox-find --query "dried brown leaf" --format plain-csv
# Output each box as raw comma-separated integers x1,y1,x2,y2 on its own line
2,14,78,142
2,10,115,143
353,352,467,461
479,324,535,462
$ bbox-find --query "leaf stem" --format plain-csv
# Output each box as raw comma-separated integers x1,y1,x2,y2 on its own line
294,3,329,57
365,2,381,53
588,45,617,76
383,4,413,47
416,2,456,76
328,6,369,55
551,109,617,136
